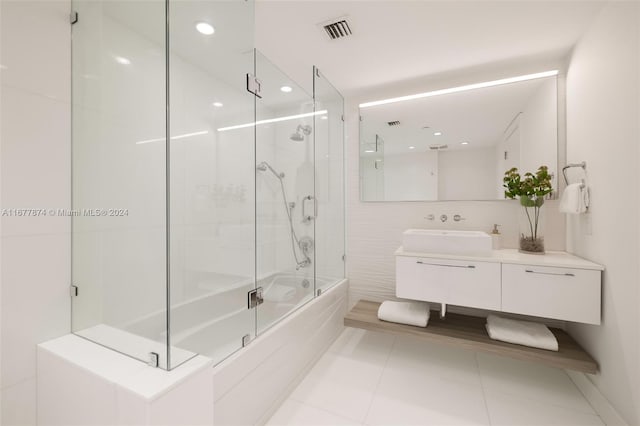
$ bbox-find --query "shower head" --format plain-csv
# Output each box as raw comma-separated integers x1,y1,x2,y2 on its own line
290,124,312,141
290,132,304,142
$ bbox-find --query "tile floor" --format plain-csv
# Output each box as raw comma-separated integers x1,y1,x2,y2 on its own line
266,327,604,426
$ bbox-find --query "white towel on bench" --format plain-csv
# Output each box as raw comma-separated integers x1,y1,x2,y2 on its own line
486,314,558,351
378,300,430,327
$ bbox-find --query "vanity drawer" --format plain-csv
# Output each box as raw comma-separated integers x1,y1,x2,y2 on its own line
501,264,601,324
396,256,501,310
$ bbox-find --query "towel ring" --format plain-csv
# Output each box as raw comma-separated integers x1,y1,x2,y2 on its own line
562,161,587,187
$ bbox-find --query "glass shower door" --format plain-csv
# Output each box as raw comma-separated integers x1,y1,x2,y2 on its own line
255,51,316,333
167,0,256,368
313,67,345,293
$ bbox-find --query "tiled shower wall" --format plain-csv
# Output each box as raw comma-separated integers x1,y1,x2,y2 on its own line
0,1,72,424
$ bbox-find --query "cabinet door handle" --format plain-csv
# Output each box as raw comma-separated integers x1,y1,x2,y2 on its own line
417,261,475,269
525,269,575,277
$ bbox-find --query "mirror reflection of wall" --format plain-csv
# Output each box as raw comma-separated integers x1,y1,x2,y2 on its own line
359,74,558,202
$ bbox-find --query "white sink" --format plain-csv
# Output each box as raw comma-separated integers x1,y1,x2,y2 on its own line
402,229,492,255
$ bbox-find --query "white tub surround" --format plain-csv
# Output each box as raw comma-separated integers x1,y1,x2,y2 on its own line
395,248,603,325
37,335,214,426
37,279,348,426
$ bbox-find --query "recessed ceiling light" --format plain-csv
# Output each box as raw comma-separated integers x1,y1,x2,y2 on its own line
409,146,415,150
196,22,215,35
320,116,328,120
212,102,223,108
365,150,375,153
461,141,469,145
280,86,293,93
114,56,131,65
434,132,442,136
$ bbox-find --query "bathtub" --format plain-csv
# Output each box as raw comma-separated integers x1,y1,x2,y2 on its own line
122,272,345,367
40,278,348,426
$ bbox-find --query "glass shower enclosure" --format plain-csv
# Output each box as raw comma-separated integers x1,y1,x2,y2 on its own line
70,0,344,369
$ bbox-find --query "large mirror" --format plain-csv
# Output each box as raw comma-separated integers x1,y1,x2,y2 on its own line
359,74,558,201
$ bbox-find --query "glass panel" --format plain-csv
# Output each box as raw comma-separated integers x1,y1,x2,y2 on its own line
255,51,315,333
167,0,255,368
71,0,169,367
313,67,345,293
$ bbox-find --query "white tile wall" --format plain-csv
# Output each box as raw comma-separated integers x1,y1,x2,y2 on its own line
0,1,72,423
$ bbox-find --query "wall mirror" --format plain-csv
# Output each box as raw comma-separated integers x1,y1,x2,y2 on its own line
359,74,558,201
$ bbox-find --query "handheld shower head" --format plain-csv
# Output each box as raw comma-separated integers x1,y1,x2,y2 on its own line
257,161,285,179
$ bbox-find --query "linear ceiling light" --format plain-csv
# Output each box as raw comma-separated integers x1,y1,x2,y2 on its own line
135,130,209,145
359,70,559,109
217,110,328,132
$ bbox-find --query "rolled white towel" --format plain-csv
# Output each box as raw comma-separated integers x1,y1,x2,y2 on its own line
560,183,588,214
378,300,430,327
486,314,558,351
263,284,295,303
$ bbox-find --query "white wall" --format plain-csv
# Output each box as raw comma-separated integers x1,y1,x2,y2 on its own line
565,3,640,425
0,1,72,424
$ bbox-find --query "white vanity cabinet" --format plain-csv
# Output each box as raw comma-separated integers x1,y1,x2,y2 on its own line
501,264,601,325
395,248,603,325
396,256,501,311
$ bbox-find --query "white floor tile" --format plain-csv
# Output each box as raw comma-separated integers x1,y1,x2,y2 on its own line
385,336,481,385
270,328,601,426
367,368,489,426
289,352,385,422
485,390,604,426
266,399,360,426
477,353,596,414
328,328,396,365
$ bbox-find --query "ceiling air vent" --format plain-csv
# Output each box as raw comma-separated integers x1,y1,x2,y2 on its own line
323,18,352,40
429,144,448,150
387,120,401,126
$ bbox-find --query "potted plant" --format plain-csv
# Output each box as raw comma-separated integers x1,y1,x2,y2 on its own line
503,166,553,253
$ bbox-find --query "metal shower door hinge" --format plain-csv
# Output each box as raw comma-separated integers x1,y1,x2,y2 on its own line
148,352,159,368
70,285,78,297
242,334,251,347
248,287,264,309
246,74,262,98
70,12,78,25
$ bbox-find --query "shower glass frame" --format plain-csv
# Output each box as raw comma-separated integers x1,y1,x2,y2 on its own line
70,0,345,370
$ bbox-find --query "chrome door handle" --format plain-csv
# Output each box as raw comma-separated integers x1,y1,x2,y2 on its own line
417,261,475,269
525,269,575,277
